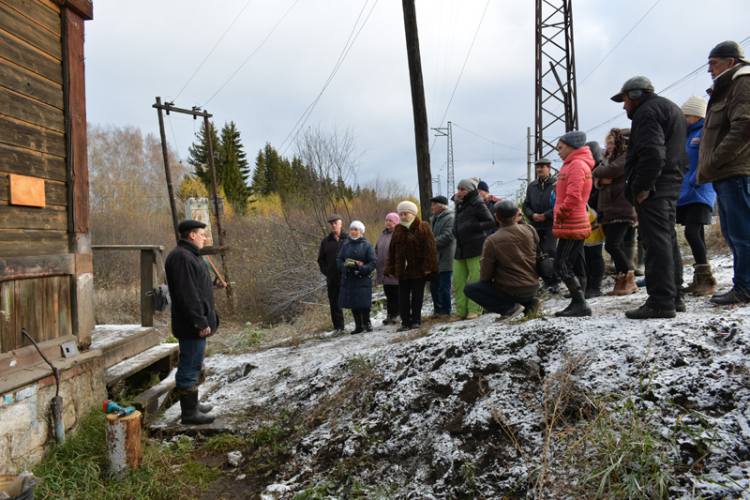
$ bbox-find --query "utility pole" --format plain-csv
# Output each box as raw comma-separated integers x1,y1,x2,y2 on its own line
534,0,578,160
402,0,433,219
152,98,234,308
432,121,454,199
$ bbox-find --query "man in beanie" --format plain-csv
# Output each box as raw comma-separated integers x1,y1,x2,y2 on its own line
552,130,594,317
612,76,688,319
697,41,750,305
678,96,717,297
429,195,456,317
318,214,348,333
477,181,502,234
523,158,561,293
464,200,542,322
165,220,218,425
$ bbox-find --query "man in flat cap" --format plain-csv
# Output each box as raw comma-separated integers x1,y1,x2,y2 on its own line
165,220,218,425
318,215,348,334
612,76,688,319
429,195,456,317
523,158,560,293
697,41,750,305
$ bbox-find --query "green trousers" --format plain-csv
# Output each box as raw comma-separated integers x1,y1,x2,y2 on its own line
454,256,482,317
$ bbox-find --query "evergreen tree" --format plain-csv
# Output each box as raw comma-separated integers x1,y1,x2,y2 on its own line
187,121,221,187
218,121,251,213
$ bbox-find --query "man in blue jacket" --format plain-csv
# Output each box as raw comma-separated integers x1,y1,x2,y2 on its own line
165,220,218,425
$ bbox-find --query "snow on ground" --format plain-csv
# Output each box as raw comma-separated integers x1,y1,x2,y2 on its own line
203,255,750,498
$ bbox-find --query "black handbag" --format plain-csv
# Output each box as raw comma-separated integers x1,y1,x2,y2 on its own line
525,225,555,277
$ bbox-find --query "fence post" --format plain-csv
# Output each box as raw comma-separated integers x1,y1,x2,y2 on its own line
140,249,156,327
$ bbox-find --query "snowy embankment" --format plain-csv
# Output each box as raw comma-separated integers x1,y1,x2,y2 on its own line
204,254,750,499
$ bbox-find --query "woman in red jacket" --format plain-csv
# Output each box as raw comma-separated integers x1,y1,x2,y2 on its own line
553,131,595,317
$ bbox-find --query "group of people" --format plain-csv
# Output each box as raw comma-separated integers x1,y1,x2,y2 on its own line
318,39,750,332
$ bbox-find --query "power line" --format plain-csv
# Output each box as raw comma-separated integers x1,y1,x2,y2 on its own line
436,0,491,128
202,0,303,107
173,0,254,102
279,0,379,154
452,123,525,151
578,0,661,87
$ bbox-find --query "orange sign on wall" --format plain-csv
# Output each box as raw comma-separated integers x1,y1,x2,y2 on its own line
9,174,46,208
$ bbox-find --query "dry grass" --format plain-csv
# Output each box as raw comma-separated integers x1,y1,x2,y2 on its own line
705,219,730,256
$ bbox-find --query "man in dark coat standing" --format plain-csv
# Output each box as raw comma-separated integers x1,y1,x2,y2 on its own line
165,220,218,425
522,158,561,293
318,214,348,334
612,76,689,319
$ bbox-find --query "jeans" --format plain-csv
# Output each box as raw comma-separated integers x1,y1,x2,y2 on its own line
398,277,427,326
176,337,206,390
327,285,345,329
635,192,683,310
454,257,482,316
464,281,537,315
714,175,750,292
430,271,453,314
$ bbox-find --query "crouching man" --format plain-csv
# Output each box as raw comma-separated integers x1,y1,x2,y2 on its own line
464,200,543,322
165,220,218,425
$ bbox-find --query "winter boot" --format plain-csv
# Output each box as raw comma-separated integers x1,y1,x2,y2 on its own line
585,272,603,299
691,264,717,296
179,388,215,425
625,305,676,319
199,402,213,413
606,273,626,296
351,311,364,335
555,277,592,317
634,241,645,277
683,266,699,294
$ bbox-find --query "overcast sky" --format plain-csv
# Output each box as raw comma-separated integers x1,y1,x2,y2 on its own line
84,0,749,201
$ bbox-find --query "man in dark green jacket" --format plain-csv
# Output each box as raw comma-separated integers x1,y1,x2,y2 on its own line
429,196,456,317
697,41,750,305
165,220,218,425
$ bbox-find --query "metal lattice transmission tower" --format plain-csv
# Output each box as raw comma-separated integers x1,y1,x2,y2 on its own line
432,121,455,196
535,0,578,161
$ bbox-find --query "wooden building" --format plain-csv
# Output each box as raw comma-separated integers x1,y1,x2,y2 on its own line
0,0,95,353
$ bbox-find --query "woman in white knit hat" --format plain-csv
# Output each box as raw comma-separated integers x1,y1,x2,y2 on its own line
677,95,717,296
336,221,378,334
384,201,440,331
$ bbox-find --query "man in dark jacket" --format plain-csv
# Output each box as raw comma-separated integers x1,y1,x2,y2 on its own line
464,200,542,322
697,41,750,305
612,76,689,319
429,195,456,317
477,180,502,234
522,158,560,292
318,214,348,334
165,220,218,425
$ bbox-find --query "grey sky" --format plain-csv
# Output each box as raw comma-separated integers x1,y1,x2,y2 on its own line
84,0,749,201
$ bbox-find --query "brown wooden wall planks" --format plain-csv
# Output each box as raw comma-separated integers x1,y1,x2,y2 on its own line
0,175,67,206
0,57,64,110
0,204,67,230
0,229,68,257
0,1,62,60
0,143,66,181
3,0,62,36
0,86,65,133
0,114,65,157
0,27,63,85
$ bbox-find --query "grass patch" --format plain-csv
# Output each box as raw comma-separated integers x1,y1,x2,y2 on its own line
33,410,190,500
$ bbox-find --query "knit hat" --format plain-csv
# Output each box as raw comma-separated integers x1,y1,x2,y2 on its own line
559,130,587,149
458,177,480,191
385,213,400,225
350,220,365,234
681,95,708,119
477,180,490,192
397,201,418,215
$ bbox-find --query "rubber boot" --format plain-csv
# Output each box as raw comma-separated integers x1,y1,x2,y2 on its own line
556,277,592,317
179,389,215,425
634,242,645,277
607,257,617,275
351,310,364,335
691,264,717,297
199,402,213,413
624,241,637,274
585,271,603,298
364,311,373,332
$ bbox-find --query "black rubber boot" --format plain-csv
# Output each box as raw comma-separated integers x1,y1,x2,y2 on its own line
199,402,213,413
556,277,592,317
351,310,364,335
585,271,603,299
180,390,215,425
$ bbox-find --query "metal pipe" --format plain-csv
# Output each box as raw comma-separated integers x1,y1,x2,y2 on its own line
22,328,65,444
